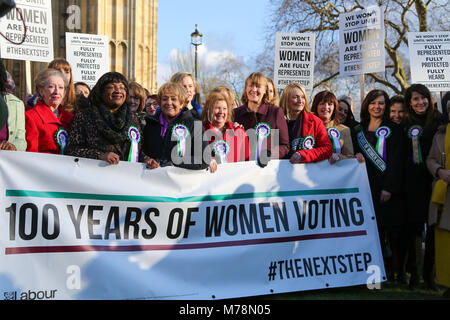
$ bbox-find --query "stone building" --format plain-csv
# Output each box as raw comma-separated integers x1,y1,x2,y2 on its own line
3,0,158,100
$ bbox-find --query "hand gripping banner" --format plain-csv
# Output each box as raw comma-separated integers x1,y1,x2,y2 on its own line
0,151,385,300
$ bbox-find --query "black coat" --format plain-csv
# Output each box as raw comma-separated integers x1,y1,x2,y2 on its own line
402,113,445,224
143,109,209,170
354,120,404,227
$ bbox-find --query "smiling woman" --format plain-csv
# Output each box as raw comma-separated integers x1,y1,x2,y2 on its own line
310,90,357,164
143,81,210,170
201,91,250,172
278,83,332,164
401,83,446,289
25,68,74,154
233,72,290,166
65,72,149,166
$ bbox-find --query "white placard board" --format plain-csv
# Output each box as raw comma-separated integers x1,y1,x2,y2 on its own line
273,32,315,97
0,0,54,62
339,6,385,77
65,32,110,88
408,32,450,91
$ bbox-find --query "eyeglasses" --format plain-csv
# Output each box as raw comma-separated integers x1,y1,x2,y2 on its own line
104,84,126,92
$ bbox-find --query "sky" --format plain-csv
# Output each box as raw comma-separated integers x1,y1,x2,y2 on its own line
157,0,272,84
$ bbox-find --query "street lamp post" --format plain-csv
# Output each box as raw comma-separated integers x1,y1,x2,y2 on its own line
190,24,203,82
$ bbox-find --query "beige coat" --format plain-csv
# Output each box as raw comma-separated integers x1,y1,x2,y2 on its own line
324,121,354,160
426,125,450,231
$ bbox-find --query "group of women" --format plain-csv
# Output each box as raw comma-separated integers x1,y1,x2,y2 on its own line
1,57,449,296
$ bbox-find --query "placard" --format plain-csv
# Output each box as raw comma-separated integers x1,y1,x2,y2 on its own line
339,6,385,76
65,32,110,87
408,32,450,91
0,0,54,62
273,32,315,97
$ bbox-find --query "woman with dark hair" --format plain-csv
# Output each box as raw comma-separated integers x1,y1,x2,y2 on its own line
65,72,149,165
354,89,404,280
0,60,26,151
401,83,445,290
311,90,361,164
387,95,406,125
0,59,12,150
338,96,359,129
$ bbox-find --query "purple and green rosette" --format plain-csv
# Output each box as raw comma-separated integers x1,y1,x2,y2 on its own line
375,126,391,161
213,140,230,164
127,126,141,162
255,122,271,163
172,124,190,157
54,127,68,155
327,127,341,154
408,125,423,164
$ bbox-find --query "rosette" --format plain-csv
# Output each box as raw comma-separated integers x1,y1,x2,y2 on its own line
302,135,315,150
213,140,230,164
408,125,423,164
127,126,141,162
375,126,391,161
54,127,68,155
327,127,341,154
254,122,271,163
172,124,190,157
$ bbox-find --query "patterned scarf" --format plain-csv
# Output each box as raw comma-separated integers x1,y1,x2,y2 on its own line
93,102,132,149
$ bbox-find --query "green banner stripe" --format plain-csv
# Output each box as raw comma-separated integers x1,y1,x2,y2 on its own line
5,188,359,203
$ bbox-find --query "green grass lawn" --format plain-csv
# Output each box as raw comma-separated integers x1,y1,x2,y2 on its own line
258,280,448,300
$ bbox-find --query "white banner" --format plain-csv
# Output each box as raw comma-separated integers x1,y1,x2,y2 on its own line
273,32,315,97
0,151,385,300
66,32,110,88
0,0,54,62
408,31,450,91
339,6,385,76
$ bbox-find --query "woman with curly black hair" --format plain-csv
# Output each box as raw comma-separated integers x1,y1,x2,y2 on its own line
65,72,149,166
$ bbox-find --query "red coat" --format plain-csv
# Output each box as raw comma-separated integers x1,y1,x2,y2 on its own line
203,121,250,162
25,99,73,154
290,111,333,163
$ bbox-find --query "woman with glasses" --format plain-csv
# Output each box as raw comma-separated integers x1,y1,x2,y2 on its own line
128,81,147,130
65,72,149,166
